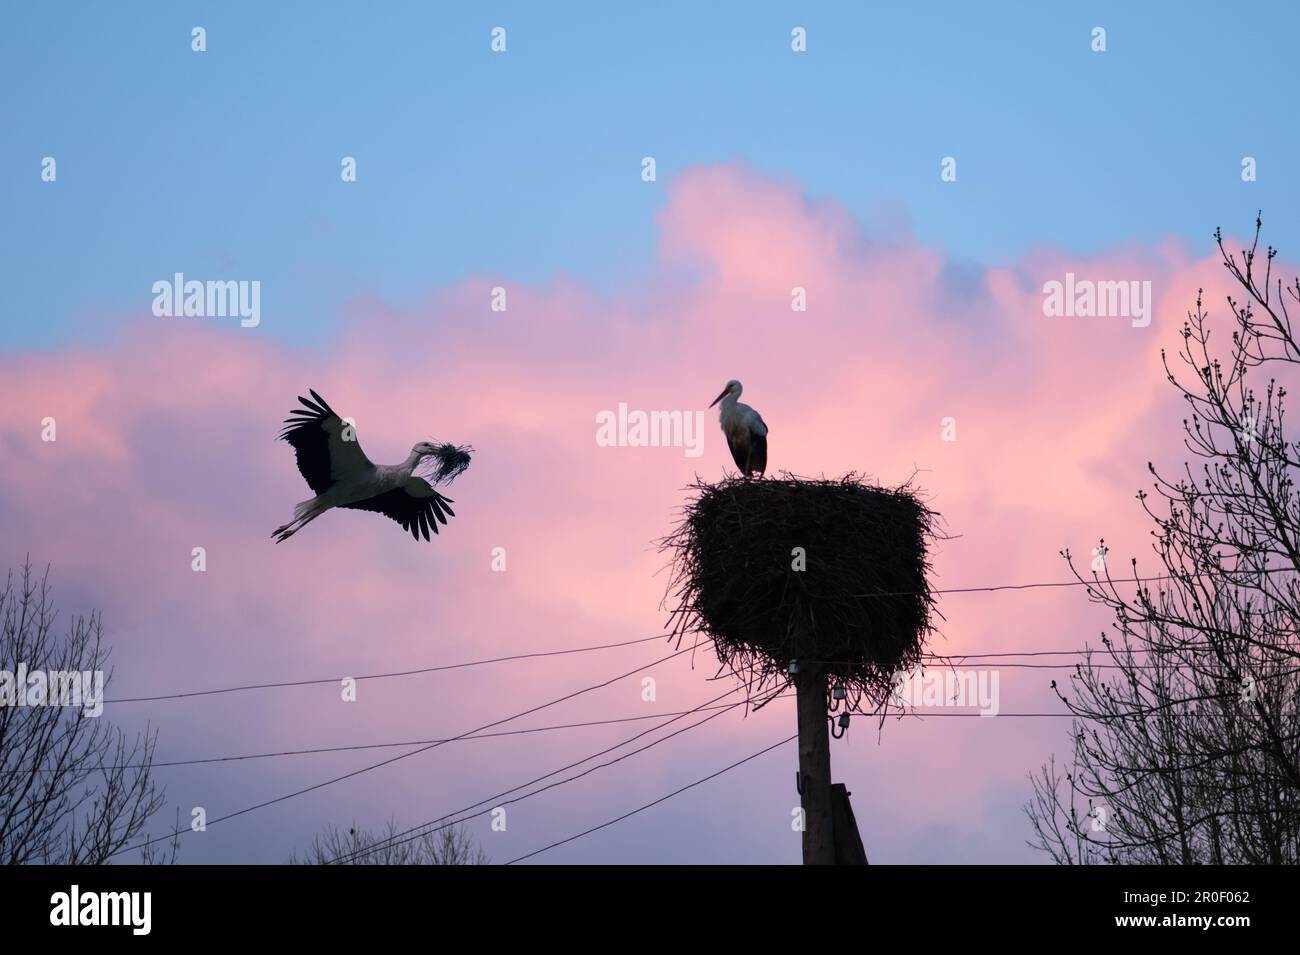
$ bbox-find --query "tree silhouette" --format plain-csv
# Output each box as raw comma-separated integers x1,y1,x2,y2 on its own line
1026,216,1300,864
291,818,488,865
0,560,171,864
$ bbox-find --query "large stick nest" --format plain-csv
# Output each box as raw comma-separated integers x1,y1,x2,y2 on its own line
662,474,940,713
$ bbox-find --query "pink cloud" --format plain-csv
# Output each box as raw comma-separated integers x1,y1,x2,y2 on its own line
0,164,1258,862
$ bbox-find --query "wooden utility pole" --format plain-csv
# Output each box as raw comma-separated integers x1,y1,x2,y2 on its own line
795,660,836,864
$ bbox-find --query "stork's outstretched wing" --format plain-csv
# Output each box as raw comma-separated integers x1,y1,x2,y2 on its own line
340,477,455,542
279,390,373,494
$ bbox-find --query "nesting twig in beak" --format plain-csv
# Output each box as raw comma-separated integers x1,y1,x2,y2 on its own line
420,443,473,484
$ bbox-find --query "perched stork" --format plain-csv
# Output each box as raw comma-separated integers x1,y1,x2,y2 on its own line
273,390,472,543
709,379,768,478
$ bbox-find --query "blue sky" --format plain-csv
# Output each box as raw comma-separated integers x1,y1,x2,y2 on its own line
4,1,1296,351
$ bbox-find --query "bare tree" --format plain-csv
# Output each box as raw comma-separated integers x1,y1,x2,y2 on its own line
1025,216,1300,864
0,560,171,864
291,818,488,865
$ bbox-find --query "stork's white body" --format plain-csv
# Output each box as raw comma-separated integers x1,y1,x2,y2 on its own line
289,456,423,522
710,379,768,478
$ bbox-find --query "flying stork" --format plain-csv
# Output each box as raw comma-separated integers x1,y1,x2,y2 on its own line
272,390,472,543
709,379,768,478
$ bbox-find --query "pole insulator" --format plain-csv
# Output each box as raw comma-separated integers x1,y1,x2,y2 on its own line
831,711,850,739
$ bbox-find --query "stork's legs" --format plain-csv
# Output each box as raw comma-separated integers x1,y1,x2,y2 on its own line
273,499,325,543
273,512,320,543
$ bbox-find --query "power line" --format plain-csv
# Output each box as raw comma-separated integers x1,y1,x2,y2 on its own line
24,690,1208,777
104,633,670,704
892,712,1072,718
855,566,1298,599
502,733,799,864
77,651,1285,778
902,661,1238,671
329,684,772,864
499,691,1135,865
96,569,1300,706
926,649,1192,659
19,690,1143,777
28,654,1220,777
110,643,699,859
14,699,784,773
339,695,1145,863
103,652,1297,858
98,638,1237,707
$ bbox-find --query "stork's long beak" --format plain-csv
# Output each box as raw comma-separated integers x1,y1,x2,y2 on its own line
709,387,729,408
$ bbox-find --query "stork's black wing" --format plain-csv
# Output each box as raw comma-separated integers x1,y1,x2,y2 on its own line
726,435,749,473
340,477,455,542
279,389,373,495
749,412,768,475
749,432,768,476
